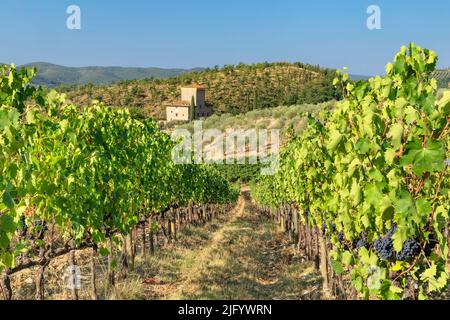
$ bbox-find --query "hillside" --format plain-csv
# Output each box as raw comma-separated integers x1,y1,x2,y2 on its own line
434,68,450,88
58,62,340,120
17,62,202,87
172,101,334,137
351,70,449,87
168,101,336,184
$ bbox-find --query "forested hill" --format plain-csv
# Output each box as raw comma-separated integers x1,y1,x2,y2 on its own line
58,62,341,120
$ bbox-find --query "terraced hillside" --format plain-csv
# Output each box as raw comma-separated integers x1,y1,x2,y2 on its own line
434,69,450,88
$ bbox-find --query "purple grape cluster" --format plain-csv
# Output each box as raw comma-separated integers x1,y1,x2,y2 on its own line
322,221,336,239
352,232,368,250
397,239,420,261
356,239,368,249
374,224,397,261
18,215,28,237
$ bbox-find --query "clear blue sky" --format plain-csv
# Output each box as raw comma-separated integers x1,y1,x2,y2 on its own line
0,0,448,75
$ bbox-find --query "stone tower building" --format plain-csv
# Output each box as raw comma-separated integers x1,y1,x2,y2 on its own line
165,86,212,122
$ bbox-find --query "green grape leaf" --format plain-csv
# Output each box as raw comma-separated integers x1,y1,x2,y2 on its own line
2,191,15,209
387,123,403,150
400,141,445,175
331,259,344,275
342,251,354,266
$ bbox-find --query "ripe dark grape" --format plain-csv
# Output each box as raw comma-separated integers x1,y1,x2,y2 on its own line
338,232,345,242
352,232,368,249
397,239,420,261
17,215,28,237
386,224,397,237
374,229,395,261
322,221,336,229
355,239,368,249
374,237,382,251
424,235,438,256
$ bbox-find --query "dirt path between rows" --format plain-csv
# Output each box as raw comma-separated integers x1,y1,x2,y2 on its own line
143,188,322,300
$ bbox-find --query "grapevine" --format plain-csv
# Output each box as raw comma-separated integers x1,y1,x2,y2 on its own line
0,64,239,298
251,43,450,299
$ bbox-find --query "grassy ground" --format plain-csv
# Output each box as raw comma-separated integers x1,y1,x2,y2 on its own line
140,188,321,300
9,189,321,300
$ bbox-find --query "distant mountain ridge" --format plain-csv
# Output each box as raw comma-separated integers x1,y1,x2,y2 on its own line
15,62,204,87
3,62,447,89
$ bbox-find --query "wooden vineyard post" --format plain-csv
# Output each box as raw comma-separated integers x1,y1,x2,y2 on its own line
197,207,201,225
292,205,299,248
155,216,161,246
276,207,279,226
305,224,311,260
194,206,198,224
298,216,304,253
304,224,309,259
327,241,335,297
141,219,146,259
149,215,155,256
284,205,288,234
0,269,12,300
311,227,315,262
188,201,193,224
280,206,285,232
35,247,46,300
202,205,207,224
278,206,282,231
182,207,186,226
121,236,129,277
167,210,172,242
314,228,320,271
172,208,177,242
177,208,182,229
107,237,115,289
192,205,196,224
445,222,449,258
131,227,137,268
297,220,302,253
159,215,167,246
68,240,79,300
91,245,99,300
319,232,330,297
288,206,294,242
